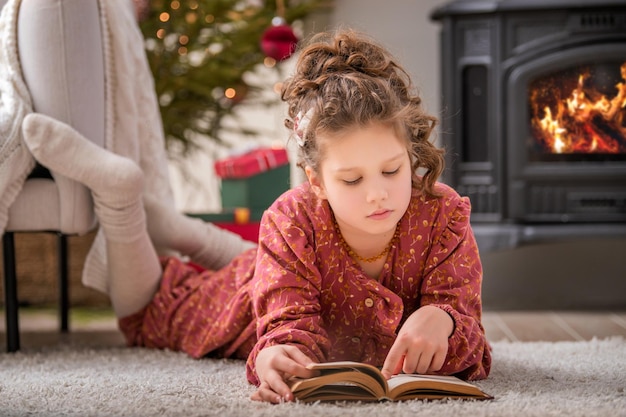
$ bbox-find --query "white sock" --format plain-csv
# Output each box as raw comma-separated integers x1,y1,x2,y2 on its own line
22,113,161,317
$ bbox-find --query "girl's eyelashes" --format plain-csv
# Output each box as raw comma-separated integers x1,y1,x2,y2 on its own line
341,167,400,185
383,167,401,176
343,177,362,185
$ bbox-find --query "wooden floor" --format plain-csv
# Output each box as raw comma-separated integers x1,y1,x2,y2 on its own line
1,309,626,350
482,310,626,342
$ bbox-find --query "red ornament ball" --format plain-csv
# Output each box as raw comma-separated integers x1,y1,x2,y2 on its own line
261,24,298,61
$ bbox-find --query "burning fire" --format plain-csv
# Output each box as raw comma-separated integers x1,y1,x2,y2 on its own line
529,62,626,154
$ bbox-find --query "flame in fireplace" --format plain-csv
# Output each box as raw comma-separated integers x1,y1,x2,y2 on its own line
530,62,626,154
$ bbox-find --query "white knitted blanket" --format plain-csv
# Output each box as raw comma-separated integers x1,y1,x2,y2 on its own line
0,0,35,235
0,0,184,293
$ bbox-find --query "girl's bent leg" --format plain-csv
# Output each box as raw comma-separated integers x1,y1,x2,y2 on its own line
22,113,161,317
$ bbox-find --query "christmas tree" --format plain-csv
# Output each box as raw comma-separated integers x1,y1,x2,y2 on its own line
137,0,328,159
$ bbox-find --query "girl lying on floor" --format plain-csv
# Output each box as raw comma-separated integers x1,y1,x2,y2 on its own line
21,28,491,403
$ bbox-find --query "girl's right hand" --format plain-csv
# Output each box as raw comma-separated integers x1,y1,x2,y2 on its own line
251,345,317,403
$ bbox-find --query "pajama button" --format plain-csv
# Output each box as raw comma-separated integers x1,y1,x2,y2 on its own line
351,337,360,343
364,298,374,308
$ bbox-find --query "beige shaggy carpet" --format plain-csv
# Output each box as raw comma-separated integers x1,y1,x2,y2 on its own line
0,337,624,417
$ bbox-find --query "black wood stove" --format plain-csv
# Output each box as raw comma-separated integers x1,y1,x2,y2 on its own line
431,0,626,251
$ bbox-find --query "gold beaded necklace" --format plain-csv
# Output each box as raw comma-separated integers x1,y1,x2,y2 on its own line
335,221,401,263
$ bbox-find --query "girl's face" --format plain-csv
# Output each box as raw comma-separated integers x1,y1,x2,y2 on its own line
306,122,413,239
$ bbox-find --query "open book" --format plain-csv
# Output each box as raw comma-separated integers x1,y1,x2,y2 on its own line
287,361,493,403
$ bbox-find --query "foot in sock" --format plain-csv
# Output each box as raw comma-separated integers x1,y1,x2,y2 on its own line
22,113,146,242
22,113,144,206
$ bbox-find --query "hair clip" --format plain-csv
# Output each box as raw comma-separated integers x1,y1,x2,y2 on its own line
293,108,314,147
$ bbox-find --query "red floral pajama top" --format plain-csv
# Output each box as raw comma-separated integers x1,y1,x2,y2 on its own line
119,182,491,385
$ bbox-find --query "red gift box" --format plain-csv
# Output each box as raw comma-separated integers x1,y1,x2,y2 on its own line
214,222,261,243
214,147,289,179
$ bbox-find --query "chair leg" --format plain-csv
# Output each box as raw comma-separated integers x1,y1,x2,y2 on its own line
58,233,69,333
2,232,20,352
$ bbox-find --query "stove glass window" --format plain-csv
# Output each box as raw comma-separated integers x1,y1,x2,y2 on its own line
528,61,626,161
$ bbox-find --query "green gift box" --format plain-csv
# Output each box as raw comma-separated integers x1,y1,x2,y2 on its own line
220,163,290,211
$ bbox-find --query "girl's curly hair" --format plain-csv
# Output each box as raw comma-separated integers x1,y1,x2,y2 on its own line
281,29,444,197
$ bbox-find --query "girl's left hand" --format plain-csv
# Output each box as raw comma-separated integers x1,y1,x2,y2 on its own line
380,305,454,379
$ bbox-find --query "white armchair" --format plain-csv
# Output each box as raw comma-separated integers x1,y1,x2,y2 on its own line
1,0,104,351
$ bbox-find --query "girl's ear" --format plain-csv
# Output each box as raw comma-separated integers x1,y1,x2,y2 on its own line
305,165,327,200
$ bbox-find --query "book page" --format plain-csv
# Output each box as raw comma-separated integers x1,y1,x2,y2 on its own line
388,374,479,390
288,362,390,401
306,361,388,392
387,374,490,400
